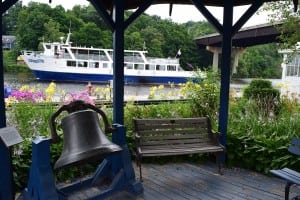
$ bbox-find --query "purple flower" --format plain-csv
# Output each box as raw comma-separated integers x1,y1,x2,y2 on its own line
64,91,95,105
10,90,46,103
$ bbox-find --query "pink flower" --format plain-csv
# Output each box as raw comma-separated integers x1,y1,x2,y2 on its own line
64,91,95,105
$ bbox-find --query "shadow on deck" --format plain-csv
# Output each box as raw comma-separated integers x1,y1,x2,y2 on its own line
107,162,300,200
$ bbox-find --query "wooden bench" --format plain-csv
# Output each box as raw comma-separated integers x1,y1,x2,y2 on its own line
270,138,300,200
133,117,226,180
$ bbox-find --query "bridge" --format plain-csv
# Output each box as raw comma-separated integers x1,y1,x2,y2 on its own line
195,22,281,72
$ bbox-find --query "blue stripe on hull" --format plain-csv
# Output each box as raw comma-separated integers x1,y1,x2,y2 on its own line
33,70,189,84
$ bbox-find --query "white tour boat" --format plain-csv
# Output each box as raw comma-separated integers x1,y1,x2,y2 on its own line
21,32,194,84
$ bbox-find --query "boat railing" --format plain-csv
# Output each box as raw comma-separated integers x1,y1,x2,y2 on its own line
74,54,110,61
147,57,179,64
61,54,72,59
22,50,43,56
124,56,144,63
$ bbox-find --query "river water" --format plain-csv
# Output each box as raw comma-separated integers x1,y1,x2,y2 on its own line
4,72,282,100
3,72,182,100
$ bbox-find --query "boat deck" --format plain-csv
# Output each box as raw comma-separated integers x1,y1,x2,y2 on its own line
65,162,300,200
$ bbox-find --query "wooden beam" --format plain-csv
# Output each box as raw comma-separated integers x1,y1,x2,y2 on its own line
192,0,223,34
233,0,264,35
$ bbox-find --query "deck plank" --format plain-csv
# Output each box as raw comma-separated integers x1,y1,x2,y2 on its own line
38,162,300,199
132,162,300,200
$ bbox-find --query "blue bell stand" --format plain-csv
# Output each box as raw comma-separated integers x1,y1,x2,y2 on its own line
23,124,143,199
0,141,14,200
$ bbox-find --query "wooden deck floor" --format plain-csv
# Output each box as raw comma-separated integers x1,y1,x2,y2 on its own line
107,162,300,200
40,161,300,200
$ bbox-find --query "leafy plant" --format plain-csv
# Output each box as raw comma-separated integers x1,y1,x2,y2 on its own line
8,77,300,192
180,70,220,121
243,79,281,117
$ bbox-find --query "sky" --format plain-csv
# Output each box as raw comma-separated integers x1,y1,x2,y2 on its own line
21,0,270,28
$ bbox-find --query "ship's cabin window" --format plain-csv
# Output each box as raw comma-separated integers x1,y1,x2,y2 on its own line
89,50,99,60
178,66,184,71
125,63,133,69
90,62,99,68
78,61,88,67
145,64,155,70
167,65,176,71
124,51,143,63
67,60,76,67
45,45,51,49
156,65,165,71
134,64,144,70
102,63,109,68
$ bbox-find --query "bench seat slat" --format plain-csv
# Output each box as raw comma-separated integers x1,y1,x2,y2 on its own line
140,148,224,157
140,133,210,140
140,139,212,146
141,143,222,149
137,128,208,136
141,146,224,154
135,118,208,124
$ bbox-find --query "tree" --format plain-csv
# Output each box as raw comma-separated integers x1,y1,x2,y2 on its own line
263,1,300,50
140,26,164,57
42,19,64,45
72,22,111,48
237,43,282,78
184,20,215,38
125,31,144,50
16,3,51,50
2,1,22,35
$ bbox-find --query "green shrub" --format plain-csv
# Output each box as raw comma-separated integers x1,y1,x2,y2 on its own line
243,79,280,117
243,79,280,99
227,97,300,174
181,70,220,122
8,76,300,192
3,50,30,73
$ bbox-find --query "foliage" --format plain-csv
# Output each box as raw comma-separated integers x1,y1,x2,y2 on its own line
16,2,52,50
72,22,112,48
183,21,215,38
42,19,64,44
3,50,30,73
8,78,300,191
227,97,300,174
263,0,300,51
2,1,22,35
236,44,282,78
7,83,96,189
180,70,220,121
243,79,281,117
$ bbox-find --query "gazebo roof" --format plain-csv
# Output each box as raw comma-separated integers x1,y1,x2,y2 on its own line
98,0,294,9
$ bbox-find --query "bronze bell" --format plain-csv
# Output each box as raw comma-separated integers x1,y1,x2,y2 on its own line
50,101,122,170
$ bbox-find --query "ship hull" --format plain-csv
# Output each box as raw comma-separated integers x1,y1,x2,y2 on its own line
32,70,190,84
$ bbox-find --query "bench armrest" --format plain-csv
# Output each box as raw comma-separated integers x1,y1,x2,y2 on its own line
210,130,222,144
135,133,141,148
134,133,143,156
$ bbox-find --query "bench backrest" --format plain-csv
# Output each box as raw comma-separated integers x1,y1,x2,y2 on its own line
133,117,217,147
